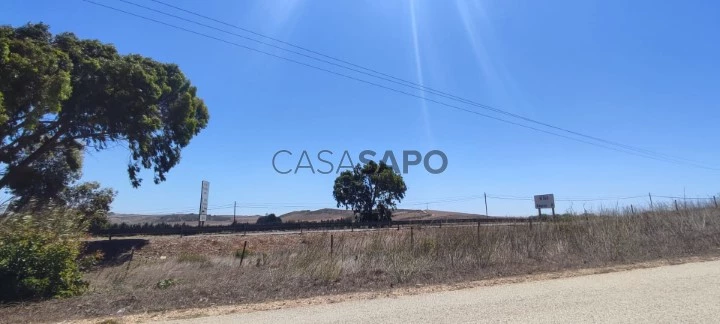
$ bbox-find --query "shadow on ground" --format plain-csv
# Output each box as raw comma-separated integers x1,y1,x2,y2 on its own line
83,238,149,266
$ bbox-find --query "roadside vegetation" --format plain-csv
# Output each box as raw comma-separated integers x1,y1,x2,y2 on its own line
0,21,207,307
2,201,718,322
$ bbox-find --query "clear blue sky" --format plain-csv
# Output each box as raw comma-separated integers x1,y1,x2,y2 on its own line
3,0,719,216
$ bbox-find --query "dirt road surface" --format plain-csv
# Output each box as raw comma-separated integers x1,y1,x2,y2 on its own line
160,260,720,323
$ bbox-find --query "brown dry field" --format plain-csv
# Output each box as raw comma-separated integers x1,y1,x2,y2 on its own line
91,227,422,261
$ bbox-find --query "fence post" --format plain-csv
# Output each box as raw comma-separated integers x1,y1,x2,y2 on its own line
714,196,718,208
649,193,654,210
674,200,679,212
477,220,480,242
239,241,247,266
330,234,334,257
410,227,414,247
631,205,635,215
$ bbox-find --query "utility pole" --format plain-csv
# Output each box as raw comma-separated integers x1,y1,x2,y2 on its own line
484,192,488,216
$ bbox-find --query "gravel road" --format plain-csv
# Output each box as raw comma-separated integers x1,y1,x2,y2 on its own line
163,260,720,323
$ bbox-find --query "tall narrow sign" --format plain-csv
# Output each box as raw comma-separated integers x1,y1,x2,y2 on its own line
199,180,209,225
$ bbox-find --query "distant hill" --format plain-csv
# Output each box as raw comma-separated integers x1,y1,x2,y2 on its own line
279,208,354,222
109,208,489,225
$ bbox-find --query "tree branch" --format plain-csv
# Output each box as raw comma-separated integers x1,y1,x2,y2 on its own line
0,122,70,190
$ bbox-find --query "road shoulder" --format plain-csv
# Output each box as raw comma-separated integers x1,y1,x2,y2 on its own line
77,254,720,324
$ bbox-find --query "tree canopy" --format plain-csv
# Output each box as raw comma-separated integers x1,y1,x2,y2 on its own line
256,213,282,225
0,23,209,200
333,161,407,222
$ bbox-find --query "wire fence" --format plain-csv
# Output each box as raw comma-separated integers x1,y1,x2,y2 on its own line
96,217,531,238
121,192,719,218
101,192,720,237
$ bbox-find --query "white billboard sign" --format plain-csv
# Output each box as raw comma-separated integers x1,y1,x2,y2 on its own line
199,180,209,222
534,194,555,209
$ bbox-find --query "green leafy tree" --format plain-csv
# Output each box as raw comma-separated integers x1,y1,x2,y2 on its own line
0,23,209,198
7,179,116,231
60,181,116,231
333,161,407,222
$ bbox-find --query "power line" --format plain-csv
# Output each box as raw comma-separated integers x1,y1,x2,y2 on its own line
406,195,486,206
485,195,532,201
405,193,649,206
117,0,720,170
557,195,646,202
113,192,716,215
116,205,197,213
485,194,647,202
234,201,328,206
654,195,714,200
125,202,234,215
83,0,719,171
235,204,322,208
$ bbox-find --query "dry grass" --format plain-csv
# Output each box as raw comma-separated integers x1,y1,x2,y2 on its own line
2,203,720,323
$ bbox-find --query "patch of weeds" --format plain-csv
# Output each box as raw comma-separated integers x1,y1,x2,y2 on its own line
312,260,343,283
96,319,121,324
386,252,427,284
255,252,269,267
177,253,209,263
156,279,176,290
79,250,105,271
234,248,253,259
418,238,436,254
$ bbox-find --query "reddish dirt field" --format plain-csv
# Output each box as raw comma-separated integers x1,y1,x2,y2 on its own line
86,227,411,262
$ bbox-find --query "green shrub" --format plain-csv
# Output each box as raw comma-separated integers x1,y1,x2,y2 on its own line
0,226,87,301
0,210,88,301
